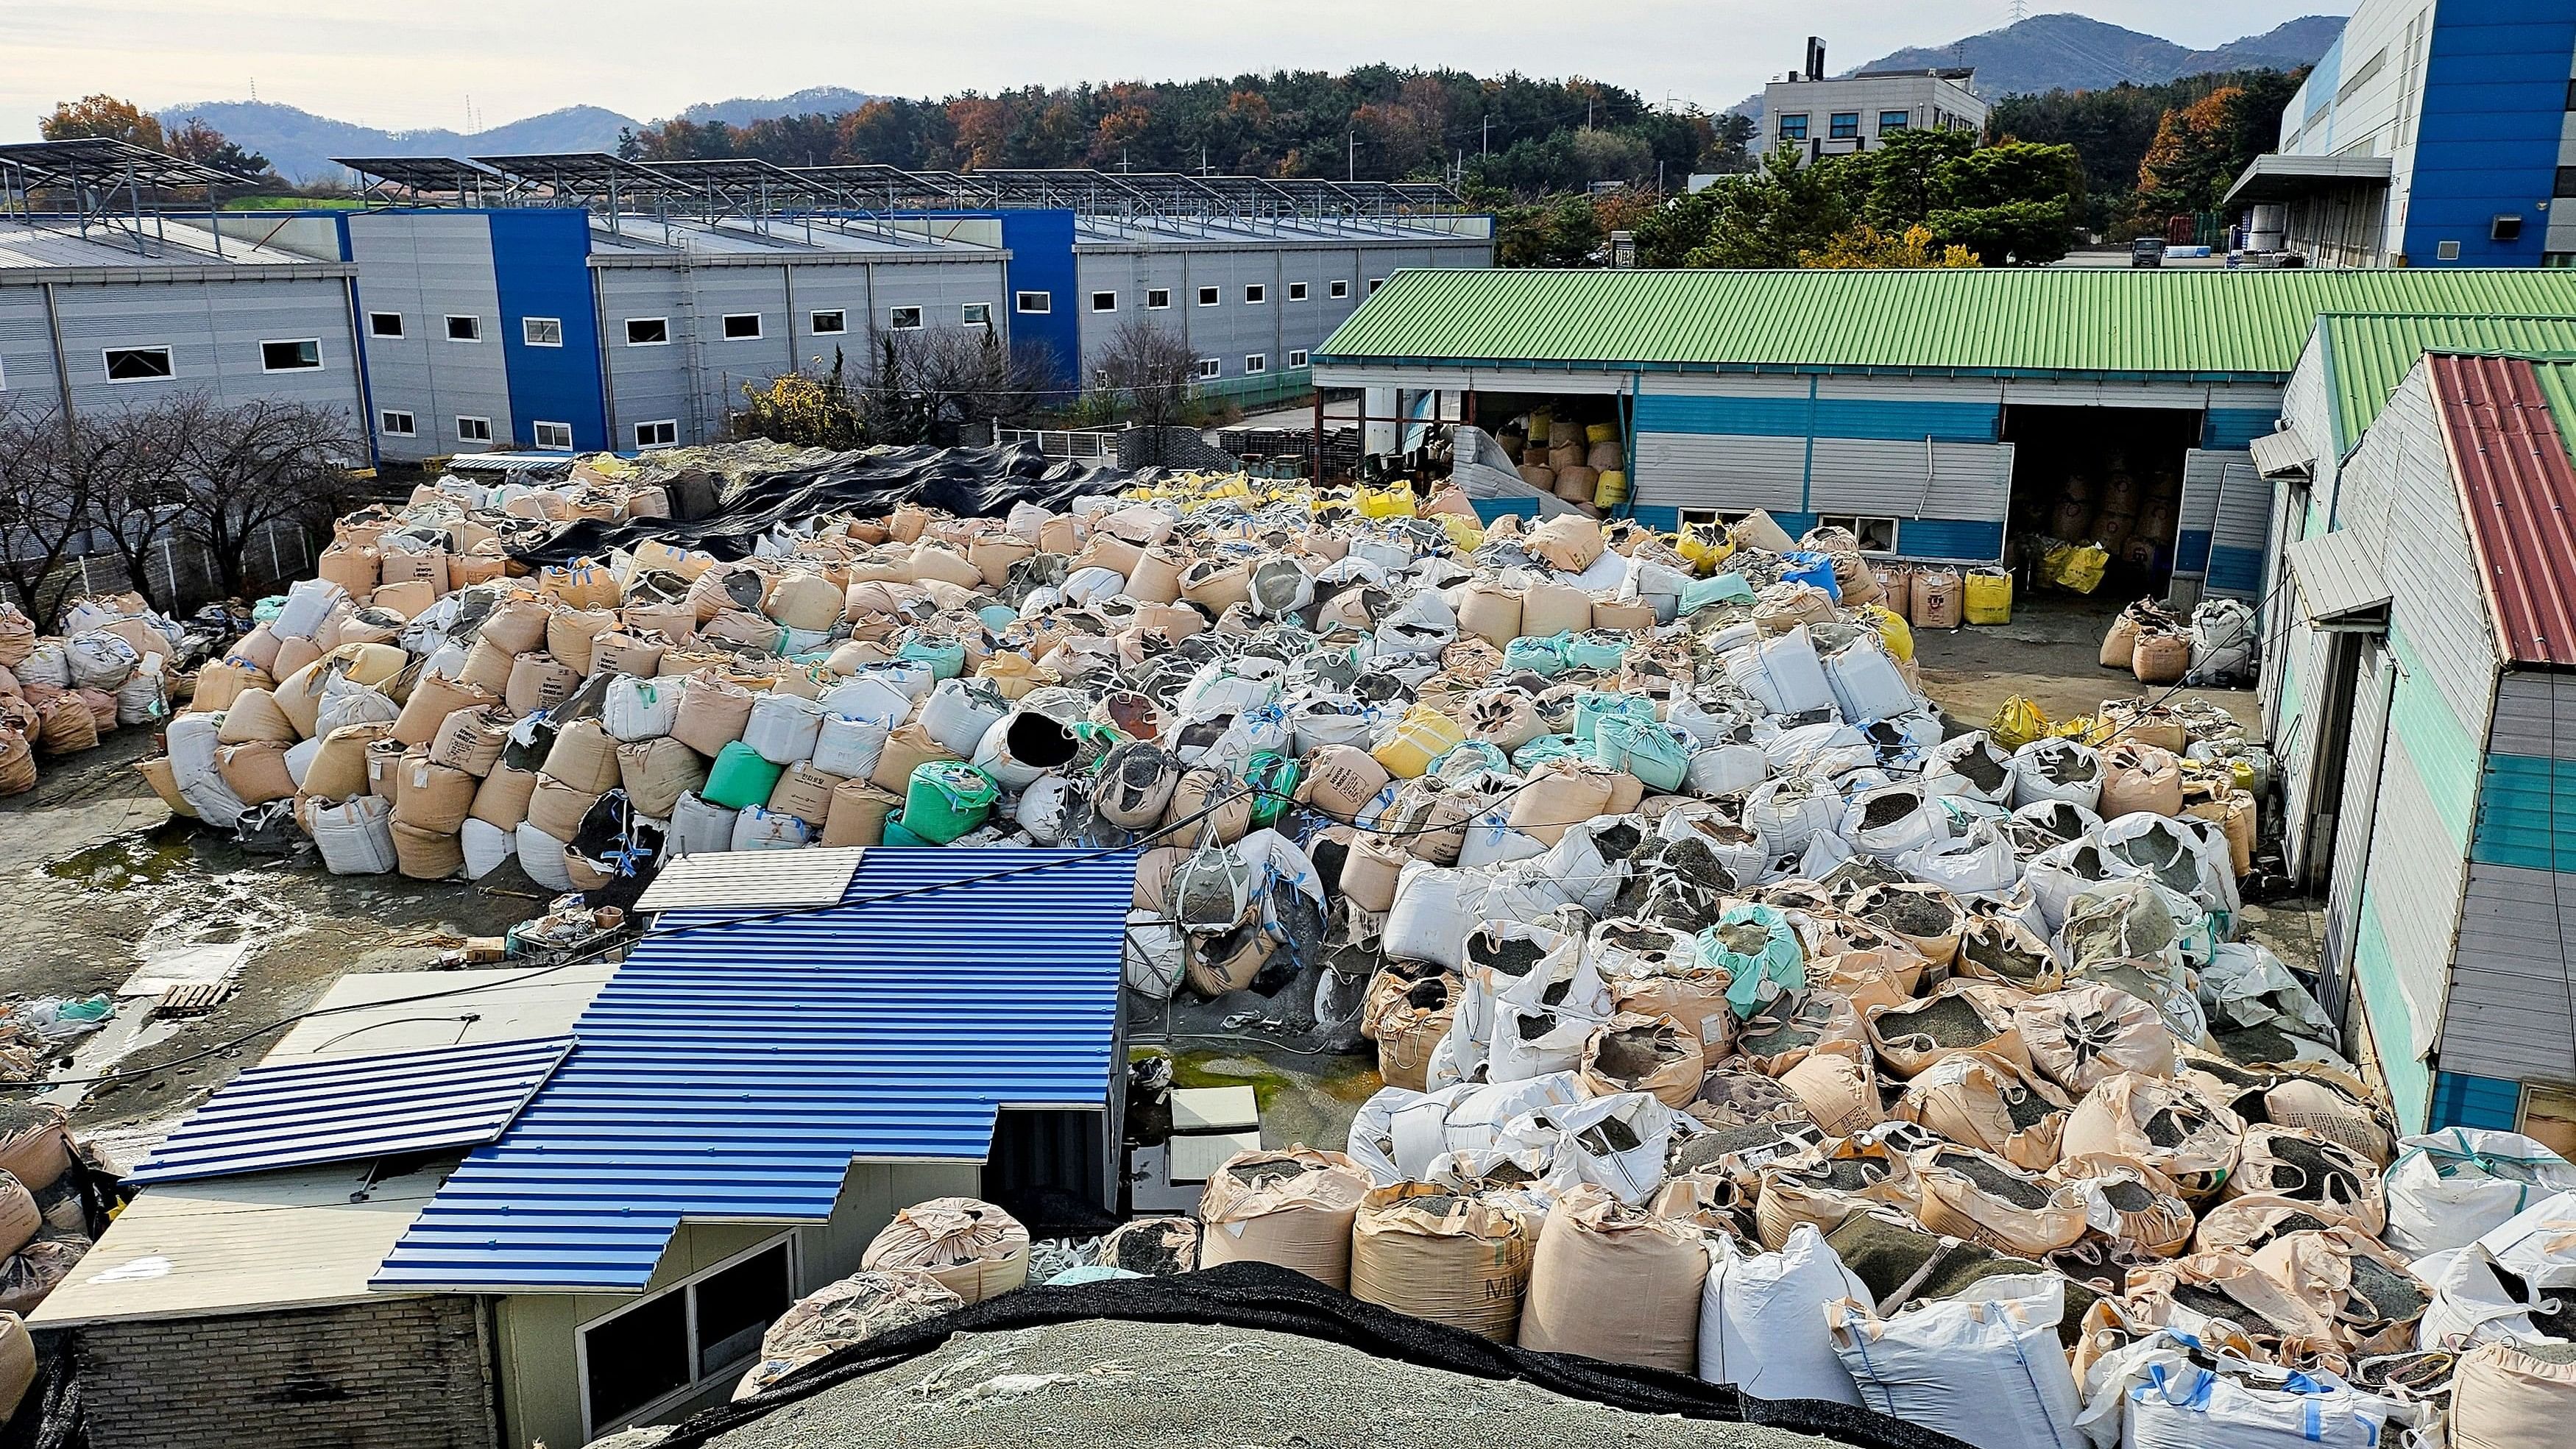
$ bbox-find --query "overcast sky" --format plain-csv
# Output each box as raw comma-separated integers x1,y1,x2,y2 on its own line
7,1,2345,141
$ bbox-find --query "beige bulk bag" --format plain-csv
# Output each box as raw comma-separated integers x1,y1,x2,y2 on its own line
1370,971,1459,1092
546,607,618,676
1520,1184,1706,1372
1578,1012,1705,1108
214,741,294,803
1850,882,1967,967
132,754,191,815
525,776,601,842
543,719,624,795
2098,613,2140,669
1910,567,1963,629
2060,1072,2243,1199
1956,915,2064,994
1754,1138,1919,1250
1517,462,1557,493
1163,768,1252,846
189,660,269,714
687,562,771,623
1553,465,1599,503
456,637,517,695
2451,1339,2576,1449
215,687,298,745
1292,745,1391,823
765,572,844,631
1506,759,1617,846
622,600,698,645
230,623,284,673
476,596,552,656
470,764,540,831
1518,578,1593,638
1777,1040,1885,1138
670,675,757,757
857,1197,1031,1305
0,1174,40,1262
317,541,380,598
378,545,448,591
448,549,511,590
391,754,477,834
590,633,667,679
1348,1185,1540,1343
364,738,407,801
1908,1145,2087,1256
2131,631,2190,685
2256,1074,2393,1166
1894,1050,2072,1172
2015,983,2175,1094
2222,1125,2385,1233
2185,790,2257,876
2048,1153,2194,1258
1122,545,1189,605
1456,581,1521,647
1177,558,1253,614
1195,1149,1371,1289
868,724,960,795
390,821,464,880
907,543,983,590
1337,836,1409,915
820,779,902,847
1610,966,1736,1062
390,676,495,748
1738,989,1867,1077
2098,741,2183,819
1864,980,2028,1079
1526,514,1605,573
767,762,843,828
617,737,708,818
428,704,512,779
2098,698,2189,754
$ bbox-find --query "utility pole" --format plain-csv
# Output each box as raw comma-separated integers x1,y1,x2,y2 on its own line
1482,115,1489,156
1348,131,1355,182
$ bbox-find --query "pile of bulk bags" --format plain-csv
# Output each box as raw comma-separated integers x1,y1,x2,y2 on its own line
0,594,190,799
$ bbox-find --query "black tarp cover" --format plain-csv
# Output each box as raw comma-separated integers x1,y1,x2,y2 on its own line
645,1261,1970,1449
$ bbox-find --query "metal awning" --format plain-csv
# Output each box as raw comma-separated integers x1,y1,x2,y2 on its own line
2224,153,2393,208
634,847,866,915
2249,428,2316,480
2287,530,2391,628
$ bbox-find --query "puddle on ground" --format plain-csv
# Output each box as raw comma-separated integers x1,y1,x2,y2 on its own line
42,826,314,963
42,829,199,890
35,1011,184,1110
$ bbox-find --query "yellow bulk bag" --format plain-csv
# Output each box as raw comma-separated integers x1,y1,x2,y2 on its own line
2042,542,2109,595
1585,422,1618,445
1370,704,1465,780
1964,567,2014,625
1354,484,1416,519
1860,603,1914,662
1593,470,1630,509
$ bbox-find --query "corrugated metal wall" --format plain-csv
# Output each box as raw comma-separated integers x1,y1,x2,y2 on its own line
2449,670,2576,1085
349,212,514,461
2173,450,2266,597
44,274,360,423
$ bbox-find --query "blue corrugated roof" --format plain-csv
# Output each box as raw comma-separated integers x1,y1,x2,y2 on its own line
127,1036,576,1186
371,848,1130,1294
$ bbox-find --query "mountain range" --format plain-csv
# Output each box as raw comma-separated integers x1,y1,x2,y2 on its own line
167,13,2343,183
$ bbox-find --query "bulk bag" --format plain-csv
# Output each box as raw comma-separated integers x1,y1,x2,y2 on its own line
1828,1274,2081,1449
1823,636,1913,722
1195,1148,1372,1289
918,677,1009,757
2090,1345,2394,1449
702,741,787,811
730,804,814,851
2452,1338,2576,1449
602,677,680,742
899,761,997,844
668,792,738,856
1347,1184,1538,1342
1698,1224,1870,1404
811,715,890,782
1590,714,1691,794
1724,625,1833,715
617,737,708,818
2382,1128,2576,1258
859,1197,1030,1305
743,690,825,766
1519,1183,1705,1374
2009,737,2102,812
308,796,400,876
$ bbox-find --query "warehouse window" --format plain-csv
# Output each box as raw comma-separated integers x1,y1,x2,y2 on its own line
809,310,845,335
523,317,564,347
532,420,574,452
960,302,991,328
2558,166,2576,199
378,410,416,438
1244,284,1266,304
102,347,174,382
445,315,481,342
260,339,322,372
1287,349,1309,368
1288,281,1309,301
1367,277,1385,293
579,1237,792,1438
2494,215,2524,243
1878,110,1910,134
1244,353,1267,374
367,312,404,339
1197,286,1219,306
1091,291,1117,312
1196,357,1221,378
889,306,923,330
1328,280,1349,299
721,313,762,340
625,318,669,346
1015,291,1051,313
1777,113,1808,141
2437,241,2462,261
455,416,492,443
1830,113,1860,140
635,419,678,449
1816,514,1900,553
1147,288,1170,309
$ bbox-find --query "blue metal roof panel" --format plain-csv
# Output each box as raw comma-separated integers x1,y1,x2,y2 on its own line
371,848,1130,1294
127,1036,576,1186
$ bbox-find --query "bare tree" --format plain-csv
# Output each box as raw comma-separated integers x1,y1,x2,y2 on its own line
161,396,362,599
0,399,112,628
1095,317,1198,462
88,404,197,614
860,329,1060,446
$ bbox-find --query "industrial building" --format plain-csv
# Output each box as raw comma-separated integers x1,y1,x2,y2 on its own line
1759,37,1986,166
34,849,1132,1449
290,156,1490,462
0,140,367,434
1311,265,2576,602
2223,0,2576,265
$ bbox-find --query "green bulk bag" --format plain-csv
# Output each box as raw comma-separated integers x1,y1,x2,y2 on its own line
1501,634,1572,677
897,634,969,681
1573,690,1658,747
899,759,999,844
1591,714,1692,795
1680,573,1758,614
702,740,787,811
1564,630,1630,671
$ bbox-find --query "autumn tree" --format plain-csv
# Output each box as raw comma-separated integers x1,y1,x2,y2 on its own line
40,94,163,149
161,397,362,600
166,116,272,177
1800,224,1980,269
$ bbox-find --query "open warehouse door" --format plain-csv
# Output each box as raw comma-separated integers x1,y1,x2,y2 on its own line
1999,403,2202,602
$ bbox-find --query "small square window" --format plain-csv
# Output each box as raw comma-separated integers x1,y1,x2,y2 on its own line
810,310,846,335
1244,353,1267,374
445,315,481,342
960,302,991,328
2437,240,2463,261
1328,280,1349,299
1015,291,1051,313
2493,215,2524,243
1367,277,1385,293
1777,113,1809,141
890,306,924,330
635,419,678,448
368,312,404,339
103,347,174,382
1197,286,1219,306
1287,349,1309,367
1196,357,1221,378
1147,288,1171,309
532,420,574,451
456,416,492,443
1288,281,1309,301
2558,166,2576,200
626,318,669,346
522,316,564,347
1816,514,1900,553
379,409,416,437
1244,284,1266,304
1878,110,1910,133
721,313,762,340
260,339,322,372
1830,113,1860,140
1091,291,1117,313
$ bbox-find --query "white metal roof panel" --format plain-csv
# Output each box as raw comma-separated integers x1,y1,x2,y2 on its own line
2249,428,2318,478
266,961,617,1060
634,848,866,915
2288,530,2393,623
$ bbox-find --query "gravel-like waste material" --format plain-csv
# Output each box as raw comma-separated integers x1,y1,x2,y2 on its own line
707,1319,1858,1449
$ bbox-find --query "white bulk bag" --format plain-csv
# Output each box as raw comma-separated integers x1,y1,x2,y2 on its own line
1866,709,1947,770
166,712,249,828
2013,798,2104,843
1289,694,1381,754
2025,838,2136,936
1699,1225,1870,1405
1524,1092,1691,1205
2008,737,2103,812
812,715,891,780
1685,743,1770,798
1823,637,1914,723
272,578,347,640
816,674,915,727
1180,657,1285,720
859,659,935,703
917,678,1009,758
602,677,680,742
1901,818,2020,898
1920,731,2015,804
1669,694,1753,750
13,641,70,690
1456,807,1546,868
2098,813,2240,919
1060,565,1127,606
1829,1274,2083,1449
314,676,399,734
66,631,141,690
2385,1130,2576,1259
1724,626,1834,715
283,736,323,790
514,822,577,890
731,804,813,851
460,818,517,880
1761,721,1875,778
2415,1242,2558,1349
1745,775,1844,858
668,791,739,857
309,796,400,876
1015,774,1083,843
2084,1344,2393,1449
2186,599,2256,684
1123,911,1185,999
740,691,824,767
1488,1002,1601,1083
1844,782,1950,861
1383,861,1493,972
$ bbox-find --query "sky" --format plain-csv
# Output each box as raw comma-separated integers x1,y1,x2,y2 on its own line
7,0,2346,141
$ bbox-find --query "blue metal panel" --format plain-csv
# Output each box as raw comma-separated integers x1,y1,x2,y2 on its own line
2471,752,2576,868
1635,393,1998,442
1897,518,2006,563
1625,505,1683,531
2209,545,2265,595
2430,1069,2524,1131
2176,528,2215,573
995,210,1080,390
373,849,1130,1294
2404,2,2576,266
128,1036,574,1186
1469,498,1543,526
2203,408,2279,450
488,208,607,450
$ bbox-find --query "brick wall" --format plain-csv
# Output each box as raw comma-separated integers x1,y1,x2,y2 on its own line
72,1295,496,1449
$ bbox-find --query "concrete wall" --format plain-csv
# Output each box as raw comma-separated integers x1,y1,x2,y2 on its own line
73,1296,495,1449
1760,73,1987,163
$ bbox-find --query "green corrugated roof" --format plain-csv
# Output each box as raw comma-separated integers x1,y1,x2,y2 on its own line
1315,267,2576,381
2322,313,2576,456
2528,357,2576,469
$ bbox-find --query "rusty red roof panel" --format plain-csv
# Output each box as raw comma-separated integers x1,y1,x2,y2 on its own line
2430,352,2576,667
